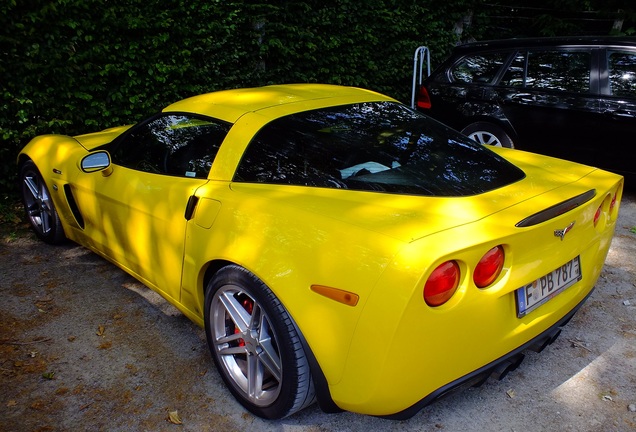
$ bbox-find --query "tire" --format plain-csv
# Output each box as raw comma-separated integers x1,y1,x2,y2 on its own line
462,122,515,148
204,265,315,419
19,160,66,244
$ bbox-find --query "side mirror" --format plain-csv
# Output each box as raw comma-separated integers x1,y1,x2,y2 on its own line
81,151,111,173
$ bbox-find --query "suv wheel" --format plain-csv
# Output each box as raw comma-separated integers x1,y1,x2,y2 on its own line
462,122,514,148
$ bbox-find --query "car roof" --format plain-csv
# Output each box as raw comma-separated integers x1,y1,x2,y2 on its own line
162,84,394,123
453,36,636,54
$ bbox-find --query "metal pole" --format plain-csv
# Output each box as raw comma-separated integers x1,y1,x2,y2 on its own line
411,46,430,109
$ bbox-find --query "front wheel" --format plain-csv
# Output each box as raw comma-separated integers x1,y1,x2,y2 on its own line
462,122,515,148
19,160,65,244
204,266,315,419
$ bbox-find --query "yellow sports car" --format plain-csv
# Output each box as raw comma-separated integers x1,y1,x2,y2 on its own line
18,84,623,420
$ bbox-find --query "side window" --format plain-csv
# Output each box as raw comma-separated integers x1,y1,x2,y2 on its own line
233,120,346,188
526,50,591,93
450,51,509,84
110,114,231,178
500,52,526,87
608,51,636,98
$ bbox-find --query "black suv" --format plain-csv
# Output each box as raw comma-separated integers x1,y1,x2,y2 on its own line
417,36,636,181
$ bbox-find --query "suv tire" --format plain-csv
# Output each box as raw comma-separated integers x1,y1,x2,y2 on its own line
462,122,515,148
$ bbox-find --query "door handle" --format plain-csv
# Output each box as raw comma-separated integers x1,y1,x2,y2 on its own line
184,195,199,220
510,93,534,103
603,109,635,119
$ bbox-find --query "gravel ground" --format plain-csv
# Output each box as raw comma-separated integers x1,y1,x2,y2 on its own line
1,191,635,432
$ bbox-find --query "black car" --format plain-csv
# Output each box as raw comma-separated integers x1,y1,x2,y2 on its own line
416,36,636,181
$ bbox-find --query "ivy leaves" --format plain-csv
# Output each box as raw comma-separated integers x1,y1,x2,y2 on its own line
0,0,483,196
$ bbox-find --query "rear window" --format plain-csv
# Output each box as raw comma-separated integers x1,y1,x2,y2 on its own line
450,51,509,84
234,102,525,196
500,49,591,93
608,51,636,97
526,50,591,93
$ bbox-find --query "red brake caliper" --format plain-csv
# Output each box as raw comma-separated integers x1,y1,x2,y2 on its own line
234,297,254,347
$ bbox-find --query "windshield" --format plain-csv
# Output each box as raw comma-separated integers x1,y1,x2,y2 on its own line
234,102,525,196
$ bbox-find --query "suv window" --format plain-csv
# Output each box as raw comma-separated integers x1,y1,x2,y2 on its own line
526,50,591,93
499,50,591,93
608,51,636,97
450,52,509,84
500,52,526,87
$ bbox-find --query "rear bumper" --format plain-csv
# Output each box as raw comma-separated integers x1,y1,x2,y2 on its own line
381,287,594,420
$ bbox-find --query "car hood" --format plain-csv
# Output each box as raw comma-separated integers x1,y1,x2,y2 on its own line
231,149,601,243
74,125,133,150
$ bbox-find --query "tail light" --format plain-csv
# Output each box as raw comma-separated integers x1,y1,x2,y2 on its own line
609,192,618,213
424,261,460,306
474,246,505,288
595,189,620,228
417,86,432,109
593,204,602,227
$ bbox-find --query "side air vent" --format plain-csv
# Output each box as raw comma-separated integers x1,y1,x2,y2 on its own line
516,189,596,228
63,184,85,229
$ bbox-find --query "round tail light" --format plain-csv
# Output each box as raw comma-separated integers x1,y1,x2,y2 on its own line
474,246,505,288
424,261,460,306
593,205,602,227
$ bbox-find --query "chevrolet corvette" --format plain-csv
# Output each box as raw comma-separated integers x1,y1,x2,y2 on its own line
18,84,623,419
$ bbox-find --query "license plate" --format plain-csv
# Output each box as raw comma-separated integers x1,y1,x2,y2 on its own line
515,256,582,317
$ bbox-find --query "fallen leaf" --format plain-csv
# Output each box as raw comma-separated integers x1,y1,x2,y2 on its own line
168,410,182,425
98,341,112,350
96,325,105,337
42,371,55,380
506,389,516,399
6,400,17,407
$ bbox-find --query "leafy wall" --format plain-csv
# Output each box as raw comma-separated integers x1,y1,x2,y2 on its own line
1,0,479,195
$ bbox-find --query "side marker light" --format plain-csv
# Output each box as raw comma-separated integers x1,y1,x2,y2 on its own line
311,285,359,307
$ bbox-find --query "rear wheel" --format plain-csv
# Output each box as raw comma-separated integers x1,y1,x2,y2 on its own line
204,265,315,419
462,122,514,148
19,160,65,244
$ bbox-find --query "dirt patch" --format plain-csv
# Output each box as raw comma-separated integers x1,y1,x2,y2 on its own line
1,191,635,432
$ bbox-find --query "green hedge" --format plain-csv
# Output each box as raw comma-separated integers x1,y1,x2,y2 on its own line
1,0,477,196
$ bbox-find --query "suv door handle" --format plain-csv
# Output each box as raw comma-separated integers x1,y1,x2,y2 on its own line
510,93,534,103
603,109,636,119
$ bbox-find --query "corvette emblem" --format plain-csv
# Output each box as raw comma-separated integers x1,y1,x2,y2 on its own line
554,221,575,241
